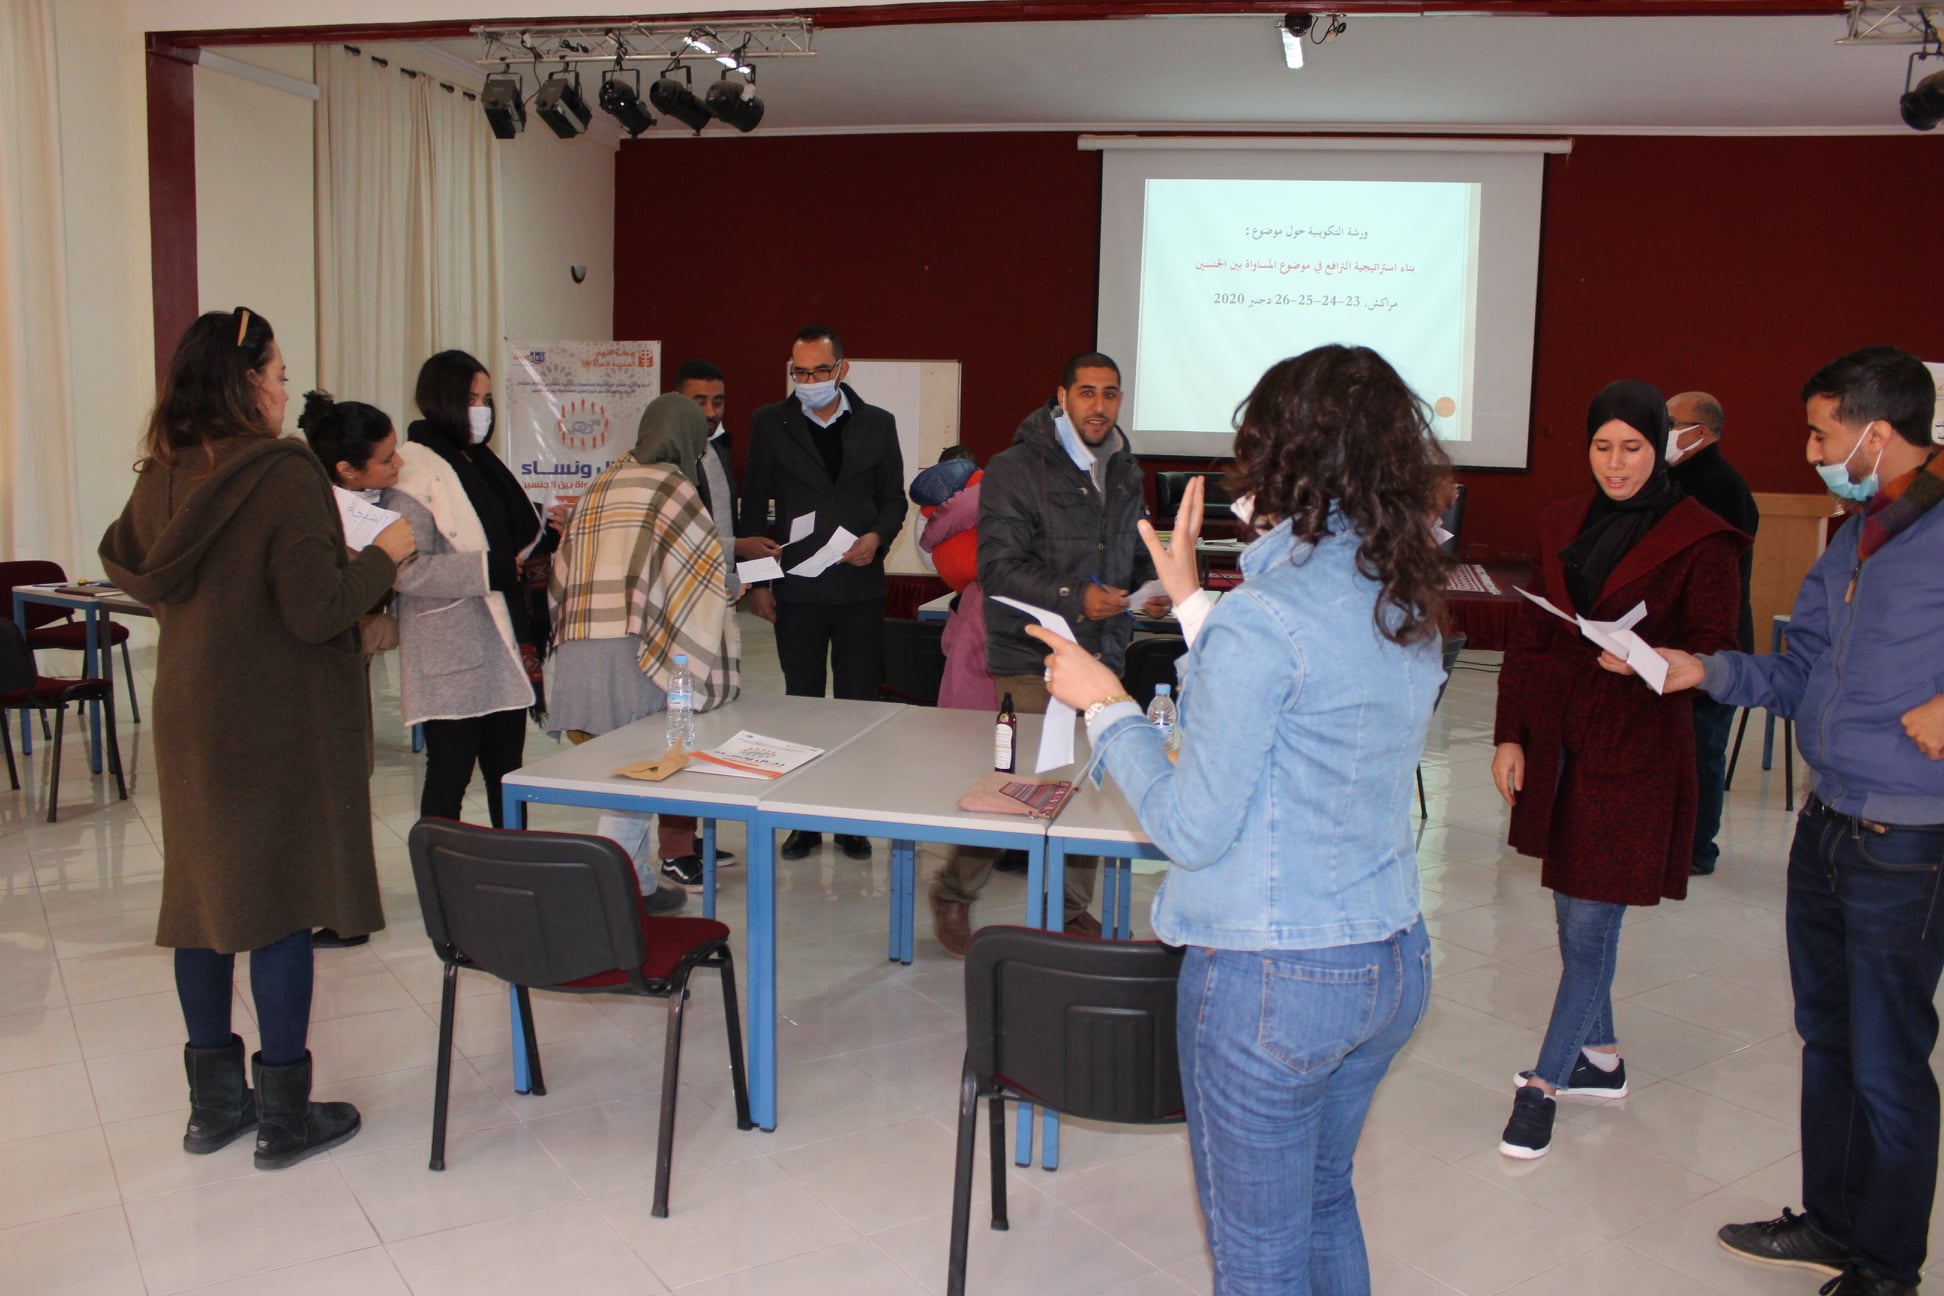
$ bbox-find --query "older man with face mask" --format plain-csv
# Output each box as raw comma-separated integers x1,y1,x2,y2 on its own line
1664,391,1760,876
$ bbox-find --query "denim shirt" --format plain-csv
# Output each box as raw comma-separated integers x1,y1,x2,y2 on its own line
1089,518,1443,950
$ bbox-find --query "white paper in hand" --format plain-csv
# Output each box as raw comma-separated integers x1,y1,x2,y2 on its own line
1515,589,1669,694
333,487,401,551
787,527,857,579
991,595,1080,772
736,556,784,584
1128,578,1169,608
787,512,815,544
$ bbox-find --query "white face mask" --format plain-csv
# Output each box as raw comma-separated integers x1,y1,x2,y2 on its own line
467,405,493,445
1230,494,1256,527
1663,424,1704,466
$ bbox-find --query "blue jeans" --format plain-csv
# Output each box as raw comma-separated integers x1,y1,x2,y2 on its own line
1690,695,1735,874
1789,799,1944,1287
1533,893,1625,1086
1177,919,1430,1296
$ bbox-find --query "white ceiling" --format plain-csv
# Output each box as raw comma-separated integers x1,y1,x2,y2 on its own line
417,13,1934,136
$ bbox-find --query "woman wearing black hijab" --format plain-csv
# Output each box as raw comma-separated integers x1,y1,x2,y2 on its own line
1489,380,1747,1160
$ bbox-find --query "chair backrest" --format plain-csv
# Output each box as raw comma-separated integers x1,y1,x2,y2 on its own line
0,618,34,694
1153,471,1231,526
406,819,648,990
1437,484,1468,555
880,617,946,706
0,561,71,632
1119,635,1188,701
964,927,1185,1124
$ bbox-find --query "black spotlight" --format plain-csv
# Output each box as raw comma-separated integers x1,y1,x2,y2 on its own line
534,72,591,139
1902,68,1944,131
649,74,712,134
481,73,526,139
598,70,654,136
706,76,765,133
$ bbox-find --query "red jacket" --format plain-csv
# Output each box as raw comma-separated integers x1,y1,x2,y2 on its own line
1493,494,1745,906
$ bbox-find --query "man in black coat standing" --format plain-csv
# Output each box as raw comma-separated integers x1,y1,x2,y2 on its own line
739,325,906,860
1666,390,1760,877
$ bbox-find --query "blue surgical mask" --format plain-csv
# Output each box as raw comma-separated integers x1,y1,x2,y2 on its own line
794,379,839,411
1815,424,1884,502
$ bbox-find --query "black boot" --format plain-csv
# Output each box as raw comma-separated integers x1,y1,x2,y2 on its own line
251,1050,361,1170
182,1035,256,1154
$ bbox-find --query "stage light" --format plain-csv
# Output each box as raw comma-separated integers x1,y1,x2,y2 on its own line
534,71,591,138
598,70,654,136
1281,14,1310,69
706,75,765,133
481,73,526,139
1903,68,1944,130
650,70,712,134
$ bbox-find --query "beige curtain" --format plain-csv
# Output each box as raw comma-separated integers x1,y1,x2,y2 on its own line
0,0,81,570
316,46,502,425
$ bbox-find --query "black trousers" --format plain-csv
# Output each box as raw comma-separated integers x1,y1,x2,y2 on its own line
774,597,884,701
421,707,527,828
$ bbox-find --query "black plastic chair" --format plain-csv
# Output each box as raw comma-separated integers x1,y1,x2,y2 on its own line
1416,632,1468,819
1119,635,1188,701
0,617,127,822
880,616,947,706
949,927,1185,1296
1153,471,1231,525
407,818,752,1216
0,560,141,723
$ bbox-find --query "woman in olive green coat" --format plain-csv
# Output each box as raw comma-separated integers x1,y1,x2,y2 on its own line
100,307,415,1170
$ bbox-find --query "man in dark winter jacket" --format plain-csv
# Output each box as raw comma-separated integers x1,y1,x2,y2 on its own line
928,352,1163,956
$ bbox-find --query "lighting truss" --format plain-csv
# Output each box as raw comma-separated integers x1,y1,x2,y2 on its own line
474,20,815,72
1840,3,1944,44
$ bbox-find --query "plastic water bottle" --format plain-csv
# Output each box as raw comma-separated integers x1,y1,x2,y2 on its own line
666,654,695,750
1147,683,1179,756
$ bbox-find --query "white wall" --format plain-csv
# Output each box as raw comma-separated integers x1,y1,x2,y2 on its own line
194,46,318,429
51,0,156,574
497,127,617,347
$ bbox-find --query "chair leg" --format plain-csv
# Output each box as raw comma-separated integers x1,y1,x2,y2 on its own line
653,984,691,1218
1784,719,1796,812
1,709,16,790
714,950,753,1131
948,1060,979,1296
101,690,126,802
987,1094,1009,1231
1725,707,1750,791
1415,764,1427,819
430,963,458,1171
119,641,140,723
513,986,546,1097
46,704,65,824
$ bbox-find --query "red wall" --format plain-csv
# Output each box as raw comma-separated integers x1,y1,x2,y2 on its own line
614,132,1944,561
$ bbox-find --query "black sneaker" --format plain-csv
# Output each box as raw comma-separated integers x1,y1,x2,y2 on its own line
781,831,821,860
660,855,706,892
1514,1054,1628,1098
642,881,687,916
1717,1209,1850,1275
311,929,368,948
710,850,738,870
835,834,872,860
1818,1265,1915,1295
1498,1086,1555,1159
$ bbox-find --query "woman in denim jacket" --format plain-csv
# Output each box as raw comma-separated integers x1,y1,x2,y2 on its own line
1031,345,1451,1295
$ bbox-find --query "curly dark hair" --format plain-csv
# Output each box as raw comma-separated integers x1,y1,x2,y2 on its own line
1228,345,1451,646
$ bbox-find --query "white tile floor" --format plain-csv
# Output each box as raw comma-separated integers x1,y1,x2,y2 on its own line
0,615,1909,1294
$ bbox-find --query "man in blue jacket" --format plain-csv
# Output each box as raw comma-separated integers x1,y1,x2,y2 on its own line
1638,347,1944,1296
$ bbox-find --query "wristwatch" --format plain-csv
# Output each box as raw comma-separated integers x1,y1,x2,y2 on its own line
1083,694,1135,725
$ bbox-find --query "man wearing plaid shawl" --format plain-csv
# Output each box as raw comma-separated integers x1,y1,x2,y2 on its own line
548,393,742,901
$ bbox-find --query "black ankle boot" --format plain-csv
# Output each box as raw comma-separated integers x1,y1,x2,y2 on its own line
182,1035,256,1154
251,1050,361,1170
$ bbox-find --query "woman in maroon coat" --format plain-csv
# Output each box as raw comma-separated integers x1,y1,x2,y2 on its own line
1491,380,1745,1161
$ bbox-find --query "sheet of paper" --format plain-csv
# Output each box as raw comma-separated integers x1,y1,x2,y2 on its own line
1516,590,1666,693
1432,523,1454,547
1127,578,1169,608
786,527,858,579
688,730,826,779
736,556,784,584
333,487,401,551
787,512,815,544
991,595,1081,771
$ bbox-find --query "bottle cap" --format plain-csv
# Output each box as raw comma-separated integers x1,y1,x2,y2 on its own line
673,654,688,665
1155,683,1171,696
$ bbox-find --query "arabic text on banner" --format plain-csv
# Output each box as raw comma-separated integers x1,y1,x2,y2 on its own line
504,339,665,515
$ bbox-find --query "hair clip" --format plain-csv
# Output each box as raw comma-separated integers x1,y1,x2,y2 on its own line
235,309,251,346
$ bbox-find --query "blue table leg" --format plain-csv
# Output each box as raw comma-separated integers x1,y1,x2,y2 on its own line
702,818,717,920
888,840,914,965
509,984,533,1094
10,593,29,755
83,608,103,773
748,813,778,1131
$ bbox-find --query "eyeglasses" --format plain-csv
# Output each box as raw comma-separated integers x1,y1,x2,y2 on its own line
788,364,839,383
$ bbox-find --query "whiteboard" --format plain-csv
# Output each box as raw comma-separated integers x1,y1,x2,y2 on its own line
779,359,963,575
